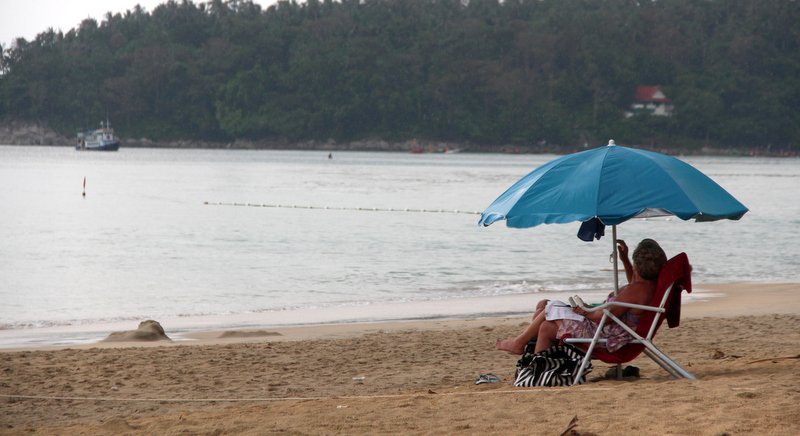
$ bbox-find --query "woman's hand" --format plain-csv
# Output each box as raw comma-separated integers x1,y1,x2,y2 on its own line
616,239,629,259
574,306,597,321
617,239,634,283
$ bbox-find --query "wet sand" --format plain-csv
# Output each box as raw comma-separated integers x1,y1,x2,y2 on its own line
1,283,799,435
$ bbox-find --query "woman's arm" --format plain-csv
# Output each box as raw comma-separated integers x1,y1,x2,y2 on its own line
617,239,633,284
607,283,650,317
577,283,648,321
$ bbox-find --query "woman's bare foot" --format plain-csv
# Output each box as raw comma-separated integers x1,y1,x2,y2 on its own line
495,338,525,355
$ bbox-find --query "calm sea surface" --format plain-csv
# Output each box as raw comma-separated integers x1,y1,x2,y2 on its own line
1,146,798,347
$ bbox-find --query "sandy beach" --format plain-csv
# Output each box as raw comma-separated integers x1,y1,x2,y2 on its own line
1,282,799,435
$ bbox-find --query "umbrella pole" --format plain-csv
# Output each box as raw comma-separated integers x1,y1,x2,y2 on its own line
612,225,619,295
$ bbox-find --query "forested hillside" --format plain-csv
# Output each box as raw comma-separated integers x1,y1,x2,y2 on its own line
1,0,798,151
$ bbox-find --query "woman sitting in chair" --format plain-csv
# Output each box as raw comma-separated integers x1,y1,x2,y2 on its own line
496,238,667,355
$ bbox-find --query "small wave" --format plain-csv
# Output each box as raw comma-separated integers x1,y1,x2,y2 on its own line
711,173,800,178
0,320,71,330
469,280,610,297
0,315,159,330
176,310,234,318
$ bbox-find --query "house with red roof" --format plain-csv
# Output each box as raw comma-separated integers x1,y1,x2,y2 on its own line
626,85,674,117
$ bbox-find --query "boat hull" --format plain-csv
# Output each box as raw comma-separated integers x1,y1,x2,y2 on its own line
76,141,120,151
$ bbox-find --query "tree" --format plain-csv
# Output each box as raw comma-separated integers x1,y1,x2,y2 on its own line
0,0,797,150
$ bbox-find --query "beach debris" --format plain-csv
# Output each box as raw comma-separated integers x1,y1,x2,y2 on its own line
474,373,501,385
559,415,599,436
559,415,579,436
336,404,348,409
710,350,742,360
746,354,800,364
219,330,282,339
352,376,365,384
103,320,171,342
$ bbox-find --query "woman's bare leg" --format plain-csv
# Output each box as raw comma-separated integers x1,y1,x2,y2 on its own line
495,303,548,355
534,319,562,353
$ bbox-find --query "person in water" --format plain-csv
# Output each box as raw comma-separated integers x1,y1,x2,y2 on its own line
495,238,667,355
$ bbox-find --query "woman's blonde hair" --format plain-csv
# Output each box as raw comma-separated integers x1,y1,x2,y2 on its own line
633,238,667,280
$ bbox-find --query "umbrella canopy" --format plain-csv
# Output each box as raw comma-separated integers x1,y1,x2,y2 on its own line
479,142,748,229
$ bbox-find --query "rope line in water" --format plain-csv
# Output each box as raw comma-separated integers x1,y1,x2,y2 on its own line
0,388,611,403
204,201,482,215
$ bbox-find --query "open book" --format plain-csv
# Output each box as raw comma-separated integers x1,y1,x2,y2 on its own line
544,300,585,322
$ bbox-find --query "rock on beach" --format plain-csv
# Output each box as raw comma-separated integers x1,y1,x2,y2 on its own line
103,320,171,342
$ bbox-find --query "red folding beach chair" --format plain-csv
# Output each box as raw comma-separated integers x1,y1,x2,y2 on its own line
564,253,696,385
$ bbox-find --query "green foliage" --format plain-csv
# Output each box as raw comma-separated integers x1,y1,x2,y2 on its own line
0,0,798,150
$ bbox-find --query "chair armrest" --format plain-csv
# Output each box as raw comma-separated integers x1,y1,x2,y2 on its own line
563,337,606,344
570,296,664,314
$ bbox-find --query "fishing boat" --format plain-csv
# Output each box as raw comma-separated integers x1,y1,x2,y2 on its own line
76,120,120,151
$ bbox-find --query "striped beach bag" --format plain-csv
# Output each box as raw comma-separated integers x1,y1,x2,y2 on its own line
513,343,591,387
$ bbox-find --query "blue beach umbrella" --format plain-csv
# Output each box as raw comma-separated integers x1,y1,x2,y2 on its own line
479,141,748,291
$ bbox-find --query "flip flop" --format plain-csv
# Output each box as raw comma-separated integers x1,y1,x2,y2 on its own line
474,373,501,385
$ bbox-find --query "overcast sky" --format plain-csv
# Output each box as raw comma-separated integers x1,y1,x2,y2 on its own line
1,0,275,48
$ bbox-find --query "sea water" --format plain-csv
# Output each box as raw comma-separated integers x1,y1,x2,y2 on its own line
0,146,798,347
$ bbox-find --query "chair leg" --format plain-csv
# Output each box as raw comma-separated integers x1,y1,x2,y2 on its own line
643,344,696,380
571,316,609,385
572,353,593,386
643,348,682,379
614,364,623,379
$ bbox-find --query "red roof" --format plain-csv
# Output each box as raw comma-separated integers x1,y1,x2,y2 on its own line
634,85,670,103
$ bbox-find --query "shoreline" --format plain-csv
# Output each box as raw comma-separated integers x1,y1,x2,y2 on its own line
1,282,795,352
5,142,799,158
3,132,799,157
